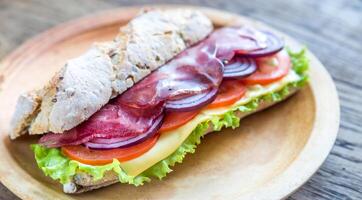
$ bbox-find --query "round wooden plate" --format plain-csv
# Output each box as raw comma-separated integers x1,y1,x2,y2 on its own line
0,5,339,200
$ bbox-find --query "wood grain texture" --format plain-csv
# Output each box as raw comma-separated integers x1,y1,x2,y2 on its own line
0,0,360,199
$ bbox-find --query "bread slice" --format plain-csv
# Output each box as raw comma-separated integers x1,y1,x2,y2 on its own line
9,9,213,139
62,88,299,193
9,91,41,139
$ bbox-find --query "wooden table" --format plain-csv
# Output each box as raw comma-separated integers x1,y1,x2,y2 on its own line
0,0,361,199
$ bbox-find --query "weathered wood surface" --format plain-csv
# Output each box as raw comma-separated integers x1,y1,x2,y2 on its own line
0,0,361,199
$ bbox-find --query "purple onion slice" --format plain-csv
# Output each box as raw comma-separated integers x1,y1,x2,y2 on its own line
223,57,257,79
84,114,164,149
236,31,284,58
165,87,218,112
90,135,135,144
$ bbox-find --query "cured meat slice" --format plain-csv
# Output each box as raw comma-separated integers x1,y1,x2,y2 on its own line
39,103,164,147
207,27,283,60
119,43,223,111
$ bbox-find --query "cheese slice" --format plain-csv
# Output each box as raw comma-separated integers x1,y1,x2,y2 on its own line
119,70,301,176
120,114,211,176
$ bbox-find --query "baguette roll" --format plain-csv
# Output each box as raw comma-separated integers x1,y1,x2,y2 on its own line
10,9,213,139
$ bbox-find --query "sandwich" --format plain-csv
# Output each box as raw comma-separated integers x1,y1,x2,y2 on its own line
9,9,309,193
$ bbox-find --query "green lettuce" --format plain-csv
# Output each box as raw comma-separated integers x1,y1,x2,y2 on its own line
141,122,209,179
32,48,309,185
32,144,150,185
288,47,309,86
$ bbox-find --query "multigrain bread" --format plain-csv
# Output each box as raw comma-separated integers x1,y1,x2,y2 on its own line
62,88,298,193
9,9,213,139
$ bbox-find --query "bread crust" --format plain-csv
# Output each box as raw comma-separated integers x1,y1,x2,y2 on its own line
63,88,299,193
9,91,41,139
9,9,212,139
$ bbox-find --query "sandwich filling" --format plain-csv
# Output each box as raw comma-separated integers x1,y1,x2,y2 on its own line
32,47,308,186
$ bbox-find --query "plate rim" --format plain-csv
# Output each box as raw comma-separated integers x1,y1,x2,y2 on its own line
0,5,340,200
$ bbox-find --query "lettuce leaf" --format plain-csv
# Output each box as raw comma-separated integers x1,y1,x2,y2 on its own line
288,47,309,86
32,144,150,185
141,122,209,179
32,48,309,186
32,144,77,184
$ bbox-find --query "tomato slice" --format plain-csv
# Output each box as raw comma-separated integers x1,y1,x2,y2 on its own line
159,110,200,133
61,135,159,165
207,79,247,109
241,51,290,85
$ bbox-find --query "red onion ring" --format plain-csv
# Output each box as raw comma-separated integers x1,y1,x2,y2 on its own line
165,87,219,112
223,57,257,79
84,114,164,149
236,31,284,58
90,135,135,144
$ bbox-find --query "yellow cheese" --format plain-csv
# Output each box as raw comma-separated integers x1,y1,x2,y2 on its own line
120,114,211,176
119,70,301,176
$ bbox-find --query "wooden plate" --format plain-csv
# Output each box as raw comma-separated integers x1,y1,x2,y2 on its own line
0,5,339,200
